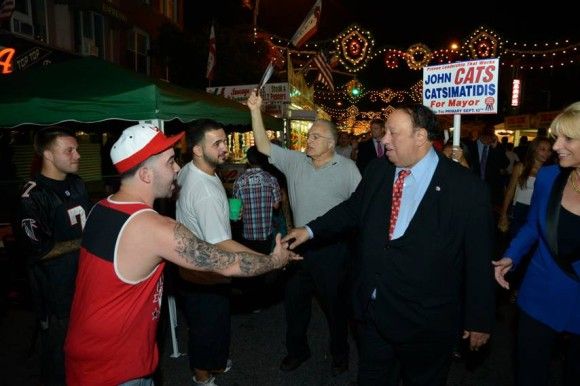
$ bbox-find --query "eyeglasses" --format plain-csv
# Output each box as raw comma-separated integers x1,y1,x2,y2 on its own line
307,133,332,141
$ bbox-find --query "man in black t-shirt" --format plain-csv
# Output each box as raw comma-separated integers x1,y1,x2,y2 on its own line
16,126,92,386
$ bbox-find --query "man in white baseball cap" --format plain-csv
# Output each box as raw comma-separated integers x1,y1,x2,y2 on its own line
64,123,299,386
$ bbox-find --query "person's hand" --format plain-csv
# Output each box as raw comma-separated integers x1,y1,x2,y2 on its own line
271,233,302,269
462,330,490,351
246,91,262,112
497,214,509,233
451,146,465,163
492,257,513,289
237,204,243,221
281,227,310,249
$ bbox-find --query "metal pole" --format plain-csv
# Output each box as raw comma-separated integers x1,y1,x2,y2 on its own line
167,295,182,358
453,114,461,147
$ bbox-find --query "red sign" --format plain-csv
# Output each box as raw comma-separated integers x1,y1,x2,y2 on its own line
0,47,15,74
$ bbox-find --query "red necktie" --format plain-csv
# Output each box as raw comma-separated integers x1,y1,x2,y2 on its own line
376,140,384,157
389,169,411,240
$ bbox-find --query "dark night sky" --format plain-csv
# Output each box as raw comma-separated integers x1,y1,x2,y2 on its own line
187,0,579,47
184,0,580,113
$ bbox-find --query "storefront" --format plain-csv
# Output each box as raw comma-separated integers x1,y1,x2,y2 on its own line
0,32,78,75
504,111,559,144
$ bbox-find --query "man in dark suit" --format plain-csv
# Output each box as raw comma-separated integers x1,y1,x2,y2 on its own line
284,104,495,386
465,126,509,210
356,118,385,173
513,135,529,161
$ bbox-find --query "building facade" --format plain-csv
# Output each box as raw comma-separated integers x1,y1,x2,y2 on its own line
0,0,183,77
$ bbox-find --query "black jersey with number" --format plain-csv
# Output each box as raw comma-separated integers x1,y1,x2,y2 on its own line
16,173,92,318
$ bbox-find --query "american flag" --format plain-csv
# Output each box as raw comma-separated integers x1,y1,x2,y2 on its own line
206,24,216,81
0,0,15,22
313,51,334,91
290,0,321,48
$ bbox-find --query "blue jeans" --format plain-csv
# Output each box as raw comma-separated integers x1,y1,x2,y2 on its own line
118,377,154,386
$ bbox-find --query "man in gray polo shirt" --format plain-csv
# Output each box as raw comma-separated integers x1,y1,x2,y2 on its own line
247,93,361,376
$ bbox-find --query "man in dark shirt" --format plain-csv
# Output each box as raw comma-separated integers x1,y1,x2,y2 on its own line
16,127,92,385
356,118,386,173
513,135,529,163
466,126,509,210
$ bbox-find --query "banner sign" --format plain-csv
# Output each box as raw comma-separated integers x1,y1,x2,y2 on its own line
207,82,290,118
423,58,499,115
504,115,530,131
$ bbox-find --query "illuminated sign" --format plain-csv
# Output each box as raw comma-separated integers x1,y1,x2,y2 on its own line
0,47,15,74
511,79,521,107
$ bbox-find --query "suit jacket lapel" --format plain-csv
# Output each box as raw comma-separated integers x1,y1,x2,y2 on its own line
367,162,395,242
382,163,395,228
545,168,579,281
412,157,446,230
391,155,446,243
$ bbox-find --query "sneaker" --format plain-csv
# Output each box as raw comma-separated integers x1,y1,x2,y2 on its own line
223,359,233,373
192,375,217,386
213,359,233,374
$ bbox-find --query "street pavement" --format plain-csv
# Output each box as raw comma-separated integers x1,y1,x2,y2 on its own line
0,278,566,386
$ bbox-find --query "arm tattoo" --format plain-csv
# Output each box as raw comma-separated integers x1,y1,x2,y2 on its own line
42,239,82,260
173,223,283,276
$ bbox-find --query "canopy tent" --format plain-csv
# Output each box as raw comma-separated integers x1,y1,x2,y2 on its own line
0,57,282,129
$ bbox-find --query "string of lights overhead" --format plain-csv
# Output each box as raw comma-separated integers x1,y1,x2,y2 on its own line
265,25,578,73
258,25,579,122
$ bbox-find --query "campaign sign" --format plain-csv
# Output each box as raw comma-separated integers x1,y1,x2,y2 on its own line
423,58,499,115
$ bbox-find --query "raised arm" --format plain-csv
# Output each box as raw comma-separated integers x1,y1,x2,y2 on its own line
247,92,272,156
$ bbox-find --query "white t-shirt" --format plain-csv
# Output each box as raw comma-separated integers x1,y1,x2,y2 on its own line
514,176,535,206
175,162,231,244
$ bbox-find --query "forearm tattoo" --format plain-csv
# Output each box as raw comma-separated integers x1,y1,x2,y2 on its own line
42,239,81,260
173,223,284,276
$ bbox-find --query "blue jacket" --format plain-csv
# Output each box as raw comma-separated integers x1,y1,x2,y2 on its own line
505,164,580,333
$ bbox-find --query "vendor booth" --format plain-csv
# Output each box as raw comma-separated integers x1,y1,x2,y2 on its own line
0,57,283,358
0,56,282,128
0,57,282,182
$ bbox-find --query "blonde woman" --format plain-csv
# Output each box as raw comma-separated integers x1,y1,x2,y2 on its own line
494,102,580,386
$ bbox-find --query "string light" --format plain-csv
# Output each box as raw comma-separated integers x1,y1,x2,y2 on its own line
462,26,503,59
405,43,433,70
334,24,374,73
256,24,579,128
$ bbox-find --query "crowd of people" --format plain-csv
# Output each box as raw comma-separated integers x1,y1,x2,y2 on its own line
15,124,299,386
8,99,580,386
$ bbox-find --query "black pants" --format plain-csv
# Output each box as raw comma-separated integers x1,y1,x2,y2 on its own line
41,315,68,386
181,284,230,371
357,304,454,386
517,309,580,386
284,241,350,365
